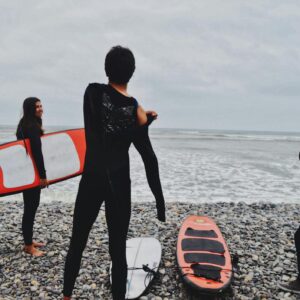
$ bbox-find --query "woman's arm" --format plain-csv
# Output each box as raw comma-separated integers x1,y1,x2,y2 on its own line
27,127,48,187
132,125,166,222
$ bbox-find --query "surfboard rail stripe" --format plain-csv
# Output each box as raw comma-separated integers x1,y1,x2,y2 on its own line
127,237,143,296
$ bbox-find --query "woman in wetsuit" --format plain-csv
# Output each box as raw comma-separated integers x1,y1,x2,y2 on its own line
16,97,48,257
63,46,165,300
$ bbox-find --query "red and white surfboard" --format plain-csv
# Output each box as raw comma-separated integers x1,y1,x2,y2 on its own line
0,129,86,197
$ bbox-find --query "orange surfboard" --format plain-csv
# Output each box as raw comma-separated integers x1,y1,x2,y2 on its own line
0,129,86,197
177,216,232,294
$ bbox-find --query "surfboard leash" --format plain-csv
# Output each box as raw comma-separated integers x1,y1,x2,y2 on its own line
127,258,238,287
127,264,159,288
158,264,237,284
142,264,158,288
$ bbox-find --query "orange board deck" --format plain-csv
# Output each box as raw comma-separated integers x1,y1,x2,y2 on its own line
177,215,232,294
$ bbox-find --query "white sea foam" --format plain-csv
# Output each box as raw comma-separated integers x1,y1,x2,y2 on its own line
1,126,300,204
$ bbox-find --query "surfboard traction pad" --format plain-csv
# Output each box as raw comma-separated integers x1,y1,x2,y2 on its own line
181,234,225,282
184,253,225,266
177,216,232,294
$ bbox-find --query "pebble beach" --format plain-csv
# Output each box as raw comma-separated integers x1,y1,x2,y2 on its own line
1,128,300,299
0,201,299,300
1,2,300,299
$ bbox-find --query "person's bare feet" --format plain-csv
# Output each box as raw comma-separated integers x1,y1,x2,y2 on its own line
32,241,46,247
24,244,45,257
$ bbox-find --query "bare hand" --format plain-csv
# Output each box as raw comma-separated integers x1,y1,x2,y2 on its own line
146,110,158,120
40,179,49,188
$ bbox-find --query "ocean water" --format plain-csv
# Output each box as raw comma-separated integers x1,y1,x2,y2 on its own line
1,125,300,204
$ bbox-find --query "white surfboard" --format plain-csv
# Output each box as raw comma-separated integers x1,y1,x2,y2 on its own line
110,237,162,299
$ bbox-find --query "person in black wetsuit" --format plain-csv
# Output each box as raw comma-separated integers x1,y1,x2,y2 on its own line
278,229,300,294
16,97,49,257
63,46,166,300
278,156,300,294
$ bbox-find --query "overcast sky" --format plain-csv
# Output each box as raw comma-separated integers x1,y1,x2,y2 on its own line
0,1,300,131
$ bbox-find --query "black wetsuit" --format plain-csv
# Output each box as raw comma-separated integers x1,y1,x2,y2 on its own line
63,83,165,299
16,125,46,246
295,227,300,279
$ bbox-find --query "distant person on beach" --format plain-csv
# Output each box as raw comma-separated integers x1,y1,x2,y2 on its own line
63,46,165,300
278,228,300,293
16,97,49,257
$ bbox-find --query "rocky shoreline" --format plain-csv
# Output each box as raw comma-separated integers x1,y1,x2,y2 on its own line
0,201,299,300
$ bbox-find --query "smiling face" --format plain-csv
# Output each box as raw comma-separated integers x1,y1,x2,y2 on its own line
35,101,43,118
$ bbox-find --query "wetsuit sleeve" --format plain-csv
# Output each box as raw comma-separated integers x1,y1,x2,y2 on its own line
27,128,46,179
84,83,103,136
132,125,166,222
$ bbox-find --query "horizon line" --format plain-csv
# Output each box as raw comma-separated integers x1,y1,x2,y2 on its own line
1,124,300,135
